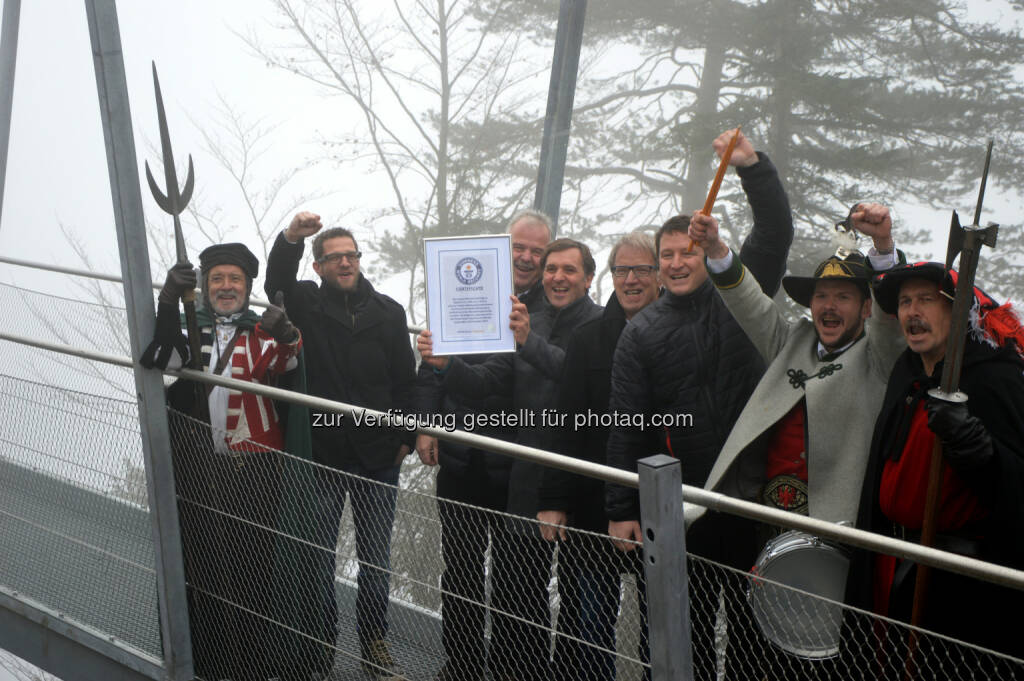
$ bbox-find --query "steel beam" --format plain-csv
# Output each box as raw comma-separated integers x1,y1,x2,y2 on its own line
0,0,21,226
534,0,586,234
0,589,163,681
84,1,193,679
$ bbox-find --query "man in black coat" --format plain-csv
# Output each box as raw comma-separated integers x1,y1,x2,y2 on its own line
605,130,793,680
412,209,551,681
418,238,602,681
266,211,416,680
845,262,1024,678
536,230,660,681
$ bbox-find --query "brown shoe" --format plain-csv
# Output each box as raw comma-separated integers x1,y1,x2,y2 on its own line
361,639,405,680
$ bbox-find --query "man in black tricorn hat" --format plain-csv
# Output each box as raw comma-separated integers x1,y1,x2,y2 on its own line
686,203,905,678
141,242,302,681
844,261,1024,674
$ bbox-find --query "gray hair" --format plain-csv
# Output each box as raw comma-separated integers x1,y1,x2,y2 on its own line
505,208,553,240
608,230,657,270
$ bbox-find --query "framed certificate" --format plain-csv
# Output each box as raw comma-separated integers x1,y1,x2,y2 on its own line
424,234,515,356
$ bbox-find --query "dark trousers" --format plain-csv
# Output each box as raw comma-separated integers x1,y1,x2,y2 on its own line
311,460,401,654
685,511,759,681
171,416,282,681
869,563,1024,681
435,466,507,680
490,519,555,681
553,535,650,681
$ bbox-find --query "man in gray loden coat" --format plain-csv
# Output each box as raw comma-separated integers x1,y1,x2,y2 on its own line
686,202,906,679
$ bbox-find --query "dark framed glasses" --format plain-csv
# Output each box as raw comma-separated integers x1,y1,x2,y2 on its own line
610,264,658,279
318,251,362,265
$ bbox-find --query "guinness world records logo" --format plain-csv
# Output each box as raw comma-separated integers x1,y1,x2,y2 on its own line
455,257,483,285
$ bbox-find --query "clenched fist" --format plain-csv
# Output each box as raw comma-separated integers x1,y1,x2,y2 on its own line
285,211,323,241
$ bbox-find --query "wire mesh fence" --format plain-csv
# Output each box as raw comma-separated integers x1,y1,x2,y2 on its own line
686,541,1024,681
1,299,1023,681
167,405,650,681
0,281,134,398
0,373,161,658
165,397,1024,681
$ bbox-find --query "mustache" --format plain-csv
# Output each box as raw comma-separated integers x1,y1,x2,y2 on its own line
905,318,932,334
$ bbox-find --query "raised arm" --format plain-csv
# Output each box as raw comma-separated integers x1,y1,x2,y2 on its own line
266,211,322,305
690,212,792,362
708,130,793,296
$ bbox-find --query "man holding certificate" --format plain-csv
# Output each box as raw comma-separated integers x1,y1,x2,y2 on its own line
413,209,551,681
417,237,602,681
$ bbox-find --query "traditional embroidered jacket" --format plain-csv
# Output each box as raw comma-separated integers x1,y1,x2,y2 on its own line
141,302,302,453
699,254,905,528
198,321,301,453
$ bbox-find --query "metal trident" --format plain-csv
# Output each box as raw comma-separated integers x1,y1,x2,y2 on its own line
145,61,194,265
144,62,202,374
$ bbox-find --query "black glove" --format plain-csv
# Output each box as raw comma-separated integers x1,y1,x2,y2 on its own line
926,397,994,471
158,263,197,305
262,291,298,343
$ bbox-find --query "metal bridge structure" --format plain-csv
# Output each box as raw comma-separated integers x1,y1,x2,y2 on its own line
2,2,1024,681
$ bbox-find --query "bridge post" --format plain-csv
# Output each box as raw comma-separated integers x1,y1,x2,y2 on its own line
534,0,586,234
84,2,194,679
0,0,20,225
639,454,695,681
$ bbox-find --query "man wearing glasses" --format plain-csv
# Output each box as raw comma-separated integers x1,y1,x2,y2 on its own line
605,130,793,680
267,212,416,680
536,231,660,681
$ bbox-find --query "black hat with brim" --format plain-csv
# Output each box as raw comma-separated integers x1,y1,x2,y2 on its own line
198,243,259,279
872,261,952,315
782,253,871,308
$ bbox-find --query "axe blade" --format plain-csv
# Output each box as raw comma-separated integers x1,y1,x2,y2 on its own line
944,210,964,272
980,223,999,249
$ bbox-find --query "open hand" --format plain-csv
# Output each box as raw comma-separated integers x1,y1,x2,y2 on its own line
538,510,569,542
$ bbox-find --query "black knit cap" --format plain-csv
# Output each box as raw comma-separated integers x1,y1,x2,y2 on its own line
782,252,871,308
198,243,259,279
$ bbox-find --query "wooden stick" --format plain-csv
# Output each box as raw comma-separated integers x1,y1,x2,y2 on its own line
688,126,741,252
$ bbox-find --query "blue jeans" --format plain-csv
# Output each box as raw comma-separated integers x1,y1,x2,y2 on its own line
313,461,400,652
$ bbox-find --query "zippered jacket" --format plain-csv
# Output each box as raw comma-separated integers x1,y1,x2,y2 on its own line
266,232,416,470
604,152,792,523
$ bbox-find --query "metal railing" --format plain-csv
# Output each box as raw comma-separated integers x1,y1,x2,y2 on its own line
2,265,1024,681
2,325,1022,592
0,254,427,333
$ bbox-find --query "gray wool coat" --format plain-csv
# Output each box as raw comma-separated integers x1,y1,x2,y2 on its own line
700,256,906,525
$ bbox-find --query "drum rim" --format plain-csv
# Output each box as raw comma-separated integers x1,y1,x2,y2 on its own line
747,529,851,659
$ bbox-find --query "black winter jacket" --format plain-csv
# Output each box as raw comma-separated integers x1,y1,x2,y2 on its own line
443,293,602,520
604,152,793,523
539,292,627,532
265,232,416,470
412,281,546,492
